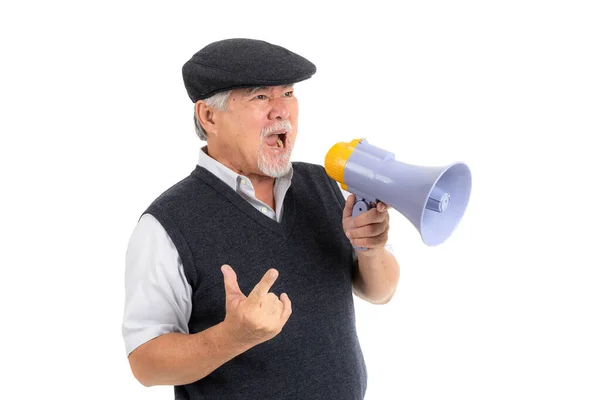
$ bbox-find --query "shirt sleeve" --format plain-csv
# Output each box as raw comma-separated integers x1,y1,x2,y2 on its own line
122,213,193,356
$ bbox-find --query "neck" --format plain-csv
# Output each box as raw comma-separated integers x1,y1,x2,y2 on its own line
252,178,276,210
205,145,276,208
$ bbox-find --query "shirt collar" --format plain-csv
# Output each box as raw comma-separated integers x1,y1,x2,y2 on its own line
197,146,293,192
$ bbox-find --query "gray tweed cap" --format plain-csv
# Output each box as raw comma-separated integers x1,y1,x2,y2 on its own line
182,38,316,102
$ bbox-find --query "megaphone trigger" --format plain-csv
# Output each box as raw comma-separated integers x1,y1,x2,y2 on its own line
351,197,375,219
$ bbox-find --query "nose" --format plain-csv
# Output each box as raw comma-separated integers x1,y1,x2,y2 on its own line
268,98,290,120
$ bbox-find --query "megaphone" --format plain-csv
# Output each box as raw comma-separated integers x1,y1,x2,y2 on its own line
324,138,472,247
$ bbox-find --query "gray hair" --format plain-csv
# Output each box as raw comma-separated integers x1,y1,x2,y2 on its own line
193,85,294,140
193,90,232,141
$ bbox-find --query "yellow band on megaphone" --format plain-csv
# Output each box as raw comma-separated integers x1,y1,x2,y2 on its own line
324,139,362,190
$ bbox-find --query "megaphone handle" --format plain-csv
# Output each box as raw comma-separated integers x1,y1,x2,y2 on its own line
351,197,375,251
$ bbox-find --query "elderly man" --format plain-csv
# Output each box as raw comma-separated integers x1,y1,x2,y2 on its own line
123,38,400,400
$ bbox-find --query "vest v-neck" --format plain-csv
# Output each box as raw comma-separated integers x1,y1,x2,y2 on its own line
191,166,296,238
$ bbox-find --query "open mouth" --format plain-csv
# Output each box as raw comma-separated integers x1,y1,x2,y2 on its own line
264,131,287,148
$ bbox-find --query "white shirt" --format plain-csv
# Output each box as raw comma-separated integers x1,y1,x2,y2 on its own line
122,147,392,356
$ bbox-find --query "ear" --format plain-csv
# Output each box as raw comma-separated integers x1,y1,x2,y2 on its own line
196,100,219,136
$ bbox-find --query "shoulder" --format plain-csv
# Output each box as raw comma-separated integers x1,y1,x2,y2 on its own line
291,161,338,192
144,167,211,215
291,161,346,207
291,161,329,181
152,169,201,203
130,213,173,245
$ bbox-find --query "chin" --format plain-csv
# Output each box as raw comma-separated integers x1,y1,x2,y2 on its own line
257,152,293,178
258,159,292,178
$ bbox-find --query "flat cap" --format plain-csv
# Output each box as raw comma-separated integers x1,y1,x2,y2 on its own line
182,38,316,102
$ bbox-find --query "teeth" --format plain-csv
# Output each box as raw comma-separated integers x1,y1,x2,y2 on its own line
276,138,283,148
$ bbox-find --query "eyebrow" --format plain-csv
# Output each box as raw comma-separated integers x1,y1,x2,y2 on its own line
244,84,295,97
245,86,267,96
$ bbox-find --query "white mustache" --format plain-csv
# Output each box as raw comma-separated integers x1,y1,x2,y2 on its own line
261,120,293,137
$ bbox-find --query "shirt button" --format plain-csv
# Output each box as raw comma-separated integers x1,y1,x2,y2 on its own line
261,207,268,214
241,179,247,185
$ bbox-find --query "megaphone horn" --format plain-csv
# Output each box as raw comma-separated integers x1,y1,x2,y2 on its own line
324,138,472,247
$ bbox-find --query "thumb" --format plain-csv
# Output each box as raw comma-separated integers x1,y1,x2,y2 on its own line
221,264,244,300
343,194,355,220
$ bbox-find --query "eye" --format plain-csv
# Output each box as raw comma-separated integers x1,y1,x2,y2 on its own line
284,91,294,97
253,94,268,100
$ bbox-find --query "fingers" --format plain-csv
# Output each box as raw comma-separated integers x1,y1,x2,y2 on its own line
346,204,390,249
280,293,292,323
249,268,279,302
377,201,389,212
344,197,388,221
348,231,389,249
349,204,388,228
249,271,291,322
346,220,388,240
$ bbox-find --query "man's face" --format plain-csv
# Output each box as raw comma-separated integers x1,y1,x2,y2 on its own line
215,85,298,178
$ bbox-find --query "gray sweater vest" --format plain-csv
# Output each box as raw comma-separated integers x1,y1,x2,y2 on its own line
144,162,368,399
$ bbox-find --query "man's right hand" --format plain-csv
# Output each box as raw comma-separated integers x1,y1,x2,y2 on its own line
221,264,292,347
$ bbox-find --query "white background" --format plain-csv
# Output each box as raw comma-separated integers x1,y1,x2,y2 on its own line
1,1,598,399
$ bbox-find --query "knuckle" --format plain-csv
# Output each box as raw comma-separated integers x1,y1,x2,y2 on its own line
249,318,269,333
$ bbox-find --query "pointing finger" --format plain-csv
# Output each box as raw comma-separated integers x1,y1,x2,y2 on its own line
249,269,279,301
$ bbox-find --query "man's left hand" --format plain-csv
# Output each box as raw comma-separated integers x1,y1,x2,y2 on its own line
343,194,390,257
